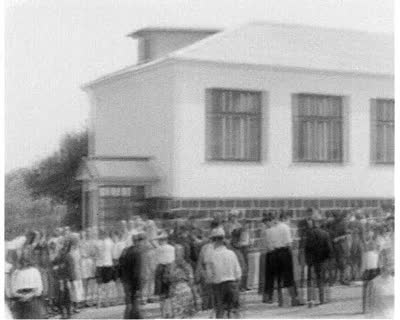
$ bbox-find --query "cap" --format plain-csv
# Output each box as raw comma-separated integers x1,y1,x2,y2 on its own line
210,227,225,238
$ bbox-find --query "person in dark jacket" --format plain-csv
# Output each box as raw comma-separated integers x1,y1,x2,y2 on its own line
52,240,74,319
304,211,333,307
331,211,351,285
298,209,313,290
119,233,144,319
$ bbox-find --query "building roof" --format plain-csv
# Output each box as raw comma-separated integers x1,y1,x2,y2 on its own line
172,21,393,76
127,27,220,38
83,21,393,89
76,156,160,184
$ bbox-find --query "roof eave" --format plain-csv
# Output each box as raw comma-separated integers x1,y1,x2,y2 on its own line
81,57,175,91
172,57,394,78
127,27,221,39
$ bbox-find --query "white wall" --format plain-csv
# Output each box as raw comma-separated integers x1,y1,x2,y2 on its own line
172,61,394,198
145,31,216,62
87,63,176,196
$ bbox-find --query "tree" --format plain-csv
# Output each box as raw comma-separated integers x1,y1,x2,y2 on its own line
24,129,88,228
5,169,56,239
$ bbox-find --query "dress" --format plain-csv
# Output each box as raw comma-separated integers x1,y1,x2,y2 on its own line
11,267,46,319
80,240,96,279
365,274,394,318
69,248,84,303
169,261,197,318
141,241,157,299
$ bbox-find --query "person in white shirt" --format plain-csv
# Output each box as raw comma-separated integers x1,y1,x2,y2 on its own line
112,230,126,305
208,227,241,319
154,230,175,318
269,212,302,307
95,229,115,308
10,253,45,319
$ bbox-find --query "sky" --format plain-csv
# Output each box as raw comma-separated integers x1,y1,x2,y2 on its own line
4,0,394,173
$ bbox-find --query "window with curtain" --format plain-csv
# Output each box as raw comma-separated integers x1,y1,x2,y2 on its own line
371,99,394,164
293,94,344,162
206,89,262,161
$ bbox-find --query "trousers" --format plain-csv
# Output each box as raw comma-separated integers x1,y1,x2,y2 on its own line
212,281,240,318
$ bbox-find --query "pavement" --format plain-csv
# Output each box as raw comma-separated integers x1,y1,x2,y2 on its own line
71,283,372,319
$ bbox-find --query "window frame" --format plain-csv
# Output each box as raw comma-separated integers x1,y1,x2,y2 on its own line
370,98,395,165
205,88,263,162
98,185,146,224
292,93,345,164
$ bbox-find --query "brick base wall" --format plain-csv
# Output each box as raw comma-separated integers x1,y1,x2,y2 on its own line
147,197,394,247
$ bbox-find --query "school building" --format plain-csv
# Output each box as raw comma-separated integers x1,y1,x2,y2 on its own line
77,22,394,234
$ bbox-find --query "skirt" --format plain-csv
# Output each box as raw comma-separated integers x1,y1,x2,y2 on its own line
39,267,49,297
12,296,46,319
154,264,172,297
81,258,96,279
170,281,197,318
70,280,85,303
96,266,114,284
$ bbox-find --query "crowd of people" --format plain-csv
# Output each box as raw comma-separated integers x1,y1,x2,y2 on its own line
259,208,394,317
4,207,394,319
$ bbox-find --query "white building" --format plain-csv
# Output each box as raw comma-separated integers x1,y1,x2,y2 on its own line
77,22,394,229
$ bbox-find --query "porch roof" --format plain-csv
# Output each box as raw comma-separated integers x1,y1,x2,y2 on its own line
76,156,160,184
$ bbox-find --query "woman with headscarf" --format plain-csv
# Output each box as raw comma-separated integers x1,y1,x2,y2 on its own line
169,244,198,318
47,237,60,315
361,226,380,314
33,230,52,315
140,229,157,304
68,233,84,313
10,251,46,319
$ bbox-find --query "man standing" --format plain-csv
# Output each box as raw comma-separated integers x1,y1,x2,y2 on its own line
223,210,242,240
195,229,216,314
304,211,333,307
208,227,242,319
119,233,144,319
331,211,351,285
238,220,253,291
270,213,302,307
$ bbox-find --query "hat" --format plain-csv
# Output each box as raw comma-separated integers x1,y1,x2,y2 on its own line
132,232,146,241
210,227,225,239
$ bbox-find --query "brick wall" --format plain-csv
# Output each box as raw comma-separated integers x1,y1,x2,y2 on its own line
147,197,394,248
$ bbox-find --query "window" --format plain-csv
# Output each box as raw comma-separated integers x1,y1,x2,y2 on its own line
371,99,394,164
206,89,262,161
98,186,145,224
293,94,344,162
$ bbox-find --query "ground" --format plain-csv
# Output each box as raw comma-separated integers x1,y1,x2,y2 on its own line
72,283,371,319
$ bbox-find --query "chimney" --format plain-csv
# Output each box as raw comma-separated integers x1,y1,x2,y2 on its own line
128,27,220,64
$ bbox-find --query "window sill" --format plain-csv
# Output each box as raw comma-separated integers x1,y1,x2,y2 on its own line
290,160,347,167
203,159,264,165
371,162,394,166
